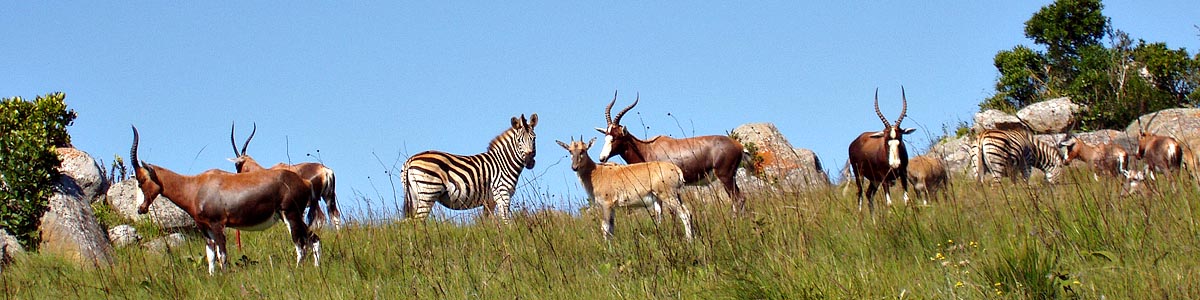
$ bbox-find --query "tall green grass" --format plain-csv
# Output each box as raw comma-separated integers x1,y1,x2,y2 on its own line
3,169,1199,299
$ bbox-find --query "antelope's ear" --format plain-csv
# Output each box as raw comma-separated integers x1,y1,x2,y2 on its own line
901,128,916,134
587,137,596,148
556,140,569,150
528,113,538,128
869,131,886,138
595,127,607,134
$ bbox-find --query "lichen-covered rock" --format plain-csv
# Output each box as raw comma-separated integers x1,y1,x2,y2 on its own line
39,176,114,267
926,135,975,176
105,179,194,230
0,229,23,271
56,147,110,203
1124,108,1200,143
108,225,141,248
731,123,830,193
1016,97,1083,133
144,233,187,253
973,109,1023,133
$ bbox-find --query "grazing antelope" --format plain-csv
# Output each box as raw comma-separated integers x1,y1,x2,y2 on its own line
1057,134,1128,181
906,154,947,204
1121,165,1152,196
230,123,341,229
402,114,538,220
594,92,749,213
973,128,1064,185
559,137,692,240
130,126,319,275
1180,137,1200,183
1135,112,1183,180
847,88,915,213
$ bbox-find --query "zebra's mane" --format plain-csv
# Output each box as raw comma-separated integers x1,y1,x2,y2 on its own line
487,127,519,152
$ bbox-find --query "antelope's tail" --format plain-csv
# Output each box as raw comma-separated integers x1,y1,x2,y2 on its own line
322,168,341,230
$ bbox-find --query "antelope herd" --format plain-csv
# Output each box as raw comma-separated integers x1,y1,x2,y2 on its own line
126,89,1197,275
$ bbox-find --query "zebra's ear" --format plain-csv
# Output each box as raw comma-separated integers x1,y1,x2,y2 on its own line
511,116,520,129
528,113,538,128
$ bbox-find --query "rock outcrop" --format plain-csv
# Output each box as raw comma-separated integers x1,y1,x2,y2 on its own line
1016,97,1083,133
1124,108,1200,142
38,175,114,267
973,109,1023,132
107,225,141,248
731,123,830,193
105,179,194,230
56,147,109,203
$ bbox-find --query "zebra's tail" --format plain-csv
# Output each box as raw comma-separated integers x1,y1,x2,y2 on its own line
400,166,414,219
974,136,986,183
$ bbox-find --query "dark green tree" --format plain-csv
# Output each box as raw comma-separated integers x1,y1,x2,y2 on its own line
984,0,1197,131
1024,0,1109,79
981,45,1050,113
0,92,76,249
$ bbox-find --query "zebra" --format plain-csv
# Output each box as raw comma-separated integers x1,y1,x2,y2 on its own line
402,114,538,220
973,128,1065,184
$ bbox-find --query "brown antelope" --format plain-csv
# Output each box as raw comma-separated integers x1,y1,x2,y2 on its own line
230,123,341,229
848,88,915,213
1057,134,1128,181
130,126,319,275
558,137,692,240
906,154,946,204
1135,112,1183,180
594,92,749,213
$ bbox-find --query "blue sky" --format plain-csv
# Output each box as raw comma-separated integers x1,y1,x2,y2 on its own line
4,1,1197,220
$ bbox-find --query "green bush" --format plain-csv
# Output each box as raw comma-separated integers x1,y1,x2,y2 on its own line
0,92,76,249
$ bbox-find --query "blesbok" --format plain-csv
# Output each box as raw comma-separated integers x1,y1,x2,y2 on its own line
1057,134,1128,181
593,92,749,213
906,154,947,204
558,137,692,240
1135,112,1183,180
974,128,1064,185
130,126,319,275
230,123,341,229
847,88,915,213
402,114,538,220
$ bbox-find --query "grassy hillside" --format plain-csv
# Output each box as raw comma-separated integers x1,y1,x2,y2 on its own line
3,170,1199,299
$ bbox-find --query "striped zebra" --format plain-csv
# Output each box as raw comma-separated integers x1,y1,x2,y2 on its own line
402,114,538,220
973,129,1065,184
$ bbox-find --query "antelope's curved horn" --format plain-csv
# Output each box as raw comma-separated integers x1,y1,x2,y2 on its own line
874,88,890,126
895,86,908,126
230,122,240,156
130,126,141,170
614,93,639,125
1144,111,1162,133
241,123,257,156
605,90,617,124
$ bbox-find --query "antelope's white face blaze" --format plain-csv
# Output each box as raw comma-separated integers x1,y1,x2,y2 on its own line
600,134,614,161
887,139,902,168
